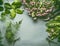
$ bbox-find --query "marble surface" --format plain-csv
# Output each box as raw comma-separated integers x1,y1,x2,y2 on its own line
14,10,48,46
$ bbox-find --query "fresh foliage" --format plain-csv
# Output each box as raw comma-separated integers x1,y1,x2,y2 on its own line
0,6,4,11
53,0,60,9
46,15,60,42
46,0,60,43
0,0,24,20
0,0,3,5
5,20,22,46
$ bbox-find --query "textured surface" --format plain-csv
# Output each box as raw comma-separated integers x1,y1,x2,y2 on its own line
14,10,48,46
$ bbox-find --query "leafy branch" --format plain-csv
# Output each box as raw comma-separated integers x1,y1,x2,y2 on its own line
5,20,22,46
0,0,24,21
46,15,60,46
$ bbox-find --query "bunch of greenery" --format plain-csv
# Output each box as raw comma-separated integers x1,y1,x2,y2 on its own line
46,0,60,42
0,0,23,46
0,0,24,21
46,15,60,42
22,0,54,20
53,0,60,9
5,20,22,46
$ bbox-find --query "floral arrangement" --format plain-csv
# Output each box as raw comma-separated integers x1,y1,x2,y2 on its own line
22,0,54,20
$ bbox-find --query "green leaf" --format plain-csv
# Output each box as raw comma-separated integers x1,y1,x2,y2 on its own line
5,9,10,14
46,15,60,41
10,9,16,19
6,31,14,39
15,20,22,29
0,6,3,11
0,44,4,46
5,31,14,44
4,3,11,9
16,9,23,14
55,15,60,21
11,2,22,9
32,12,35,17
1,12,6,17
19,20,22,24
0,12,6,21
0,0,3,5
53,0,60,8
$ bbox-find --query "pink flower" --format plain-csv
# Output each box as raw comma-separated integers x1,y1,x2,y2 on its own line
42,13,48,16
30,1,35,6
32,8,37,10
45,8,52,13
45,10,50,13
36,13,42,16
